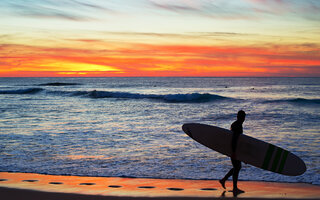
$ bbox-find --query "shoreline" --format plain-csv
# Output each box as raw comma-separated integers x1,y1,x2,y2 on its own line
2,187,320,200
1,172,319,199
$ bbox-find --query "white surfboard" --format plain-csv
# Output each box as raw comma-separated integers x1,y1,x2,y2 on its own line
182,123,306,176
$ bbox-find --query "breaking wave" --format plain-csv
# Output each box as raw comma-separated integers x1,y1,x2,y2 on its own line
2,87,319,105
85,90,229,103
0,87,229,103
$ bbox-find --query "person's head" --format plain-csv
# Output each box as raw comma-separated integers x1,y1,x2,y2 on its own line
237,110,246,123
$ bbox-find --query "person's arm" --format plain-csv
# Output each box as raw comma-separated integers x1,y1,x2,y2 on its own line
231,133,239,153
230,123,240,159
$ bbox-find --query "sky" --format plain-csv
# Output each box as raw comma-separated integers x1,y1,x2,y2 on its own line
0,0,320,77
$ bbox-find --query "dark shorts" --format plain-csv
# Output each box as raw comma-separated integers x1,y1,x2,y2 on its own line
231,158,241,170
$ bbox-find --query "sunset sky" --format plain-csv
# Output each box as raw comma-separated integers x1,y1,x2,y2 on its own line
1,0,319,77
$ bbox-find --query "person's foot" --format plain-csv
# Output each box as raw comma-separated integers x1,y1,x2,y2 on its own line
219,179,226,189
232,188,245,196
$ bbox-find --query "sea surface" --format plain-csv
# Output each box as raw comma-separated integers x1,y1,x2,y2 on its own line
0,77,319,185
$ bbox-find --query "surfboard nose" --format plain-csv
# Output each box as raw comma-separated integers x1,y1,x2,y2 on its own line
182,124,193,139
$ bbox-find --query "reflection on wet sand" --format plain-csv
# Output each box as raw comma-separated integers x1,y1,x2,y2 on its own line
0,172,319,199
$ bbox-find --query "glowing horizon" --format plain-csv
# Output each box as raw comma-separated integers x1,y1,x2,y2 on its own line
1,0,319,77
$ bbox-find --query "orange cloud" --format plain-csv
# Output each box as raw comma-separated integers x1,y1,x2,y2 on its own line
0,42,319,77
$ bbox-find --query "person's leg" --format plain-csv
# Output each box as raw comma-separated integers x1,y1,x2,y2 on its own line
219,168,233,189
219,158,235,189
231,159,244,194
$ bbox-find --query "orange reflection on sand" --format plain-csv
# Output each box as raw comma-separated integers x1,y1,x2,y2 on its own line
1,172,320,199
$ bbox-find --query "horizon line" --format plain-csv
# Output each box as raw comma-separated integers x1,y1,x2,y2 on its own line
1,76,319,78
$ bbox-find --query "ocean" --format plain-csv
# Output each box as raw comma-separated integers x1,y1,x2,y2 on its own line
0,77,319,185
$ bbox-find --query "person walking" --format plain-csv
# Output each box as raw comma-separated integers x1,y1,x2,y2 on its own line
219,110,246,195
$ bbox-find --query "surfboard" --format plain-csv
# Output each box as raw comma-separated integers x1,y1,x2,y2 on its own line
182,123,306,176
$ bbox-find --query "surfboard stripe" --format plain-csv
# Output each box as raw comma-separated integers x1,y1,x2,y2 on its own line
278,150,289,173
262,144,275,170
271,148,283,172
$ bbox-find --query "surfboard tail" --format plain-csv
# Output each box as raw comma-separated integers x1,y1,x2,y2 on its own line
261,144,306,176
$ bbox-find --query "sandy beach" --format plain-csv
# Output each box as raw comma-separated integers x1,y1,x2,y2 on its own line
0,172,319,200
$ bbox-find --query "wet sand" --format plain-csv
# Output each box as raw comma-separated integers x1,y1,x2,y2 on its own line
0,172,319,199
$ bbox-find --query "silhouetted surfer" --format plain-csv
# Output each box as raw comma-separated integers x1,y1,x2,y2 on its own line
219,110,246,195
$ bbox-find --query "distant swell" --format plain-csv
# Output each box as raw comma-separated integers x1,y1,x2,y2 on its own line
264,98,320,105
85,91,228,103
0,88,44,94
38,82,80,86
